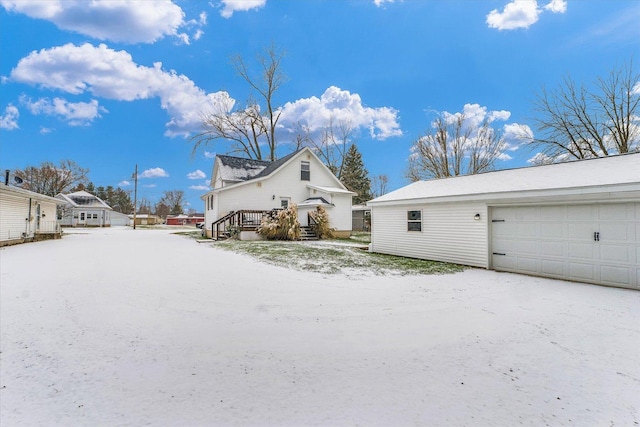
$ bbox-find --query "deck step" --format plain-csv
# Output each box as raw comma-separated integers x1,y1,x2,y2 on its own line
300,226,318,241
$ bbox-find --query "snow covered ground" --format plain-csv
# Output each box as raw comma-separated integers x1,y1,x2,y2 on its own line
1,227,638,426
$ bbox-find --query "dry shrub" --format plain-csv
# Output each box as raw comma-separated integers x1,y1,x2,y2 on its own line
309,205,334,239
257,205,301,240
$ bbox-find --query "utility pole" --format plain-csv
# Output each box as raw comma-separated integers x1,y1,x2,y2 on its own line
133,164,138,230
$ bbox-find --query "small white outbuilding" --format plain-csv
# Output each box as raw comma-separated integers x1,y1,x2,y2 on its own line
367,154,640,290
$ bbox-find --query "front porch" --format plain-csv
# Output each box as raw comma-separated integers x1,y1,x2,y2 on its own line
208,209,319,241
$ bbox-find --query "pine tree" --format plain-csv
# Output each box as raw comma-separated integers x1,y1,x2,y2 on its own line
340,144,372,205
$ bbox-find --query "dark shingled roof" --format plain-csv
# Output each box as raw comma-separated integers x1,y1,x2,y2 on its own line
217,149,303,182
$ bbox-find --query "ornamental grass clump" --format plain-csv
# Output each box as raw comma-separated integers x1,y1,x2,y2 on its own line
309,205,334,239
257,205,301,240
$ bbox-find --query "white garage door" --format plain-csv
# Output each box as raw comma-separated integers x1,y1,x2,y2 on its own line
491,203,639,289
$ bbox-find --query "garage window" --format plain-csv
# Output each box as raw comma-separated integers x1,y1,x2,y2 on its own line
407,210,422,231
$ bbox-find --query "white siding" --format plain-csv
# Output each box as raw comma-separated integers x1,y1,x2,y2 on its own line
371,202,489,268
0,191,31,241
215,151,352,232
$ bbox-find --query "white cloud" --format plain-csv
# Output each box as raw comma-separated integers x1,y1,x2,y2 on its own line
139,167,169,178
374,0,400,6
0,0,197,44
633,82,640,95
187,169,206,179
441,103,511,128
20,95,107,126
503,122,533,150
203,151,216,159
40,127,53,134
0,104,19,130
486,0,540,30
279,86,402,141
189,185,210,191
219,0,266,18
8,43,233,137
118,180,131,187
487,0,567,30
142,184,157,188
544,0,567,13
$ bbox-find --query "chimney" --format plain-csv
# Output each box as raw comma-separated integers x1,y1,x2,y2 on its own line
5,170,9,186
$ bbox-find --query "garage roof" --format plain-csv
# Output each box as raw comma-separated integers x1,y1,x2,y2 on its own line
368,153,640,206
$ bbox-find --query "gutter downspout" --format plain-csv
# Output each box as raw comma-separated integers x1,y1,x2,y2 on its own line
25,197,32,239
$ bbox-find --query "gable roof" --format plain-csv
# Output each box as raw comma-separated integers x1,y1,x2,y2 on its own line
56,190,112,210
0,184,65,204
368,153,640,206
216,155,272,182
207,147,349,195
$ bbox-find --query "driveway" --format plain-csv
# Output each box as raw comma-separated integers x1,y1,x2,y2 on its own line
1,228,638,426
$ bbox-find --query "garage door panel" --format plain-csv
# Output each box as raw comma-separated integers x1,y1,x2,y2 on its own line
569,262,596,281
516,239,538,254
600,223,631,241
568,242,595,259
491,203,639,289
517,257,538,273
541,206,566,220
598,203,629,220
568,223,594,240
599,244,631,262
601,266,631,286
540,241,564,256
542,259,565,276
540,222,564,238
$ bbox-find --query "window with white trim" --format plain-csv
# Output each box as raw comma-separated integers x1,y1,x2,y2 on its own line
407,210,422,231
301,161,310,181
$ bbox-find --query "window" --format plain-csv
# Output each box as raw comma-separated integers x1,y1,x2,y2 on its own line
280,198,289,209
407,210,422,231
301,161,310,181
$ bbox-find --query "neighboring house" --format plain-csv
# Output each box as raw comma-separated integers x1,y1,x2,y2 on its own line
166,213,204,226
56,190,113,227
129,214,162,226
367,154,640,290
201,147,354,239
1,183,64,246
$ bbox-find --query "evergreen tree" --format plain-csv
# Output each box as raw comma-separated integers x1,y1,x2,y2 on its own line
340,144,372,205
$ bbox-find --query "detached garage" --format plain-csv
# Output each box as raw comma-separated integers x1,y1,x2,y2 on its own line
367,154,640,289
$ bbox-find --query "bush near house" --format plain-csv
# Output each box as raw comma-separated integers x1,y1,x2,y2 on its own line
309,205,334,239
257,205,301,240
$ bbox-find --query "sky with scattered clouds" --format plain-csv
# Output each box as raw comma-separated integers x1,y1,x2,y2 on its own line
1,0,638,210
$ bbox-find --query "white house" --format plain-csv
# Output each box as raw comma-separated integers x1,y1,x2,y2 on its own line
55,190,113,227
367,154,640,290
201,147,354,239
1,183,64,246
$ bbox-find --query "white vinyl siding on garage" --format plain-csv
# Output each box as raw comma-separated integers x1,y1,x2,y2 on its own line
491,203,639,289
371,202,488,268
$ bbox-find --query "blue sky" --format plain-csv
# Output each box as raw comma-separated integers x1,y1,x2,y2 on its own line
1,0,638,211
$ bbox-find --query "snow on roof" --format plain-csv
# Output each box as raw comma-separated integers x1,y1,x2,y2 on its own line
297,197,333,207
369,154,640,205
307,184,356,195
58,190,112,209
0,184,65,203
217,155,271,182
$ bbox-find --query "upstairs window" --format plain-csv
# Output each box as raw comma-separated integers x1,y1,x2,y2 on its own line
407,210,422,232
301,161,310,181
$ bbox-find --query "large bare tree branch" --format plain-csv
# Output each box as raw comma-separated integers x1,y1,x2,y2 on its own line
525,60,639,163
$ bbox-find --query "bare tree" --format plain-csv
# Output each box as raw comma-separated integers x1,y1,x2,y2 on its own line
406,114,507,181
524,60,639,164
14,160,89,196
371,174,389,198
295,117,355,179
192,44,286,161
159,190,185,215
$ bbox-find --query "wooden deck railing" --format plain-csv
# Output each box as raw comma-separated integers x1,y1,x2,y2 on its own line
211,209,278,240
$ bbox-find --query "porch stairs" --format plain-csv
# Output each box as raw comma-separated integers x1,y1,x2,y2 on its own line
299,226,318,241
